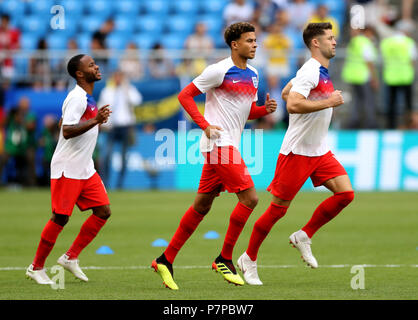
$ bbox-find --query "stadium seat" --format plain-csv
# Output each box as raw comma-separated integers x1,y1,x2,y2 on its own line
133,33,160,50
199,0,227,15
21,16,48,37
76,33,93,51
46,33,69,50
114,15,136,34
143,0,170,16
106,32,130,50
163,33,188,49
80,15,106,34
166,15,196,35
27,0,53,16
84,0,114,19
135,15,164,35
114,0,141,16
20,33,41,51
197,14,224,34
59,0,85,17
170,0,199,15
0,0,25,18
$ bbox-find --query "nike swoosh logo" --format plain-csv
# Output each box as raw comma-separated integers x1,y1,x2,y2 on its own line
233,80,241,83
91,107,95,111
324,80,328,83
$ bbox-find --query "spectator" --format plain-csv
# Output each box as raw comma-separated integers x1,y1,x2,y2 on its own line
4,107,29,186
185,22,214,55
98,70,143,189
263,22,292,126
223,0,255,27
147,43,176,79
287,0,314,31
38,114,59,186
91,19,114,75
92,18,114,49
16,96,37,186
253,0,280,30
119,42,144,81
91,37,109,76
341,26,379,129
0,14,20,79
29,39,51,89
307,4,340,40
380,20,417,129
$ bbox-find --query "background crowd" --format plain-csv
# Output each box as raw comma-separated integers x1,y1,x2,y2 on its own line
0,0,417,188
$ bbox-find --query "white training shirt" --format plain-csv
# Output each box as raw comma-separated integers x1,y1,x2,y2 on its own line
50,85,99,179
192,57,259,152
280,58,334,156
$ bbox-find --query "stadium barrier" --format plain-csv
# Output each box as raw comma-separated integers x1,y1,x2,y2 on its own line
101,129,418,191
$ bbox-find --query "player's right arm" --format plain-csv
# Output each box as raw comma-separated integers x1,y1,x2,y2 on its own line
286,66,344,114
287,90,344,114
178,64,225,139
62,104,111,139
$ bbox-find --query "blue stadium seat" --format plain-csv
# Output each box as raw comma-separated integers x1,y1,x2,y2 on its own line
27,0,53,16
133,33,160,50
21,16,48,37
76,33,93,51
84,0,114,19
143,0,170,16
106,32,130,50
135,15,164,35
80,15,105,34
166,15,196,35
312,0,346,13
20,33,41,51
170,0,199,15
55,16,78,37
114,15,136,33
163,33,188,49
59,0,84,19
197,14,224,34
0,0,25,18
199,0,227,15
46,33,69,50
114,0,141,16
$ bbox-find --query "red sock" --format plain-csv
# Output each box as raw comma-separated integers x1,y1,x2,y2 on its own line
246,203,288,261
32,220,63,270
221,202,253,260
302,191,354,238
164,206,205,264
66,214,107,260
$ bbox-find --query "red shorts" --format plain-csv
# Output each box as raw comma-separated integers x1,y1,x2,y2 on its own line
50,172,110,216
267,151,347,201
198,146,254,195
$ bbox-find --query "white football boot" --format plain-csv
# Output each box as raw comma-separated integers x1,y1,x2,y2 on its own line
289,230,318,269
237,252,263,285
57,254,88,282
26,264,54,285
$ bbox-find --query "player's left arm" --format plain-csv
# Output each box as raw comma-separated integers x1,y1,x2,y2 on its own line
248,93,277,120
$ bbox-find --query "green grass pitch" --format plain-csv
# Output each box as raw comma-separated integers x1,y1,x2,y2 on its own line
0,189,417,300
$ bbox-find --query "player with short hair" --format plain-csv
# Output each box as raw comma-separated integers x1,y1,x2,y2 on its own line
26,54,112,285
152,22,277,290
238,23,355,285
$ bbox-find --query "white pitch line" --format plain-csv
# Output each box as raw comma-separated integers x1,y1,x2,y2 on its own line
1,264,417,271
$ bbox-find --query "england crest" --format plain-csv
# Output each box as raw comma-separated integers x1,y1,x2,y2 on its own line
252,76,258,88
